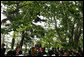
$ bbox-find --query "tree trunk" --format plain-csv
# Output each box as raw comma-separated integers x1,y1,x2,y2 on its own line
24,44,27,53
69,23,74,46
73,18,82,48
11,3,20,50
2,34,5,44
1,34,5,48
53,16,64,42
19,31,25,48
11,32,15,50
11,38,15,49
73,27,81,48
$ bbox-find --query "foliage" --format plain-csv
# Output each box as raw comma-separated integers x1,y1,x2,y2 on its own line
1,1,83,50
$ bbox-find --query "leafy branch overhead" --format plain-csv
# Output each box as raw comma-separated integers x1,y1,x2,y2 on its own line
1,1,83,49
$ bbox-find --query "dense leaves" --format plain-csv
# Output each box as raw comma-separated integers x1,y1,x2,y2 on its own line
1,1,83,51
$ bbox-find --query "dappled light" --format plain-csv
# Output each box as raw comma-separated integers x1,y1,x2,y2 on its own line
1,1,83,56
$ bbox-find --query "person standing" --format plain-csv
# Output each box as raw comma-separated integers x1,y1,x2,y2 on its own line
15,45,22,56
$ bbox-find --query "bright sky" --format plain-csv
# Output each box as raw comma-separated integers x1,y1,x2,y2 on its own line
1,14,7,21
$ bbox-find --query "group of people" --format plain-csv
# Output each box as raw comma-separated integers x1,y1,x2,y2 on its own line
1,43,83,56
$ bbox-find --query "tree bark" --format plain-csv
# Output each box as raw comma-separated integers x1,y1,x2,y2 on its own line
1,34,5,48
11,38,15,49
69,23,74,46
54,17,65,42
74,27,82,48
11,32,15,50
19,31,25,48
24,44,27,53
11,3,20,50
73,19,82,48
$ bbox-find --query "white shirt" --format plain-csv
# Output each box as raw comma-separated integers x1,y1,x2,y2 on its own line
19,54,24,56
43,54,47,56
51,54,56,56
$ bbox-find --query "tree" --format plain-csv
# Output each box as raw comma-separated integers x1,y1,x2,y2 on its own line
1,1,83,50
1,1,47,50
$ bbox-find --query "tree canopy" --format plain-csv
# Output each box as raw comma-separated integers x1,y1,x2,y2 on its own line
1,1,83,52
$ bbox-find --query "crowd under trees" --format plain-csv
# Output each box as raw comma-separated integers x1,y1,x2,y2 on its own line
1,1,83,56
